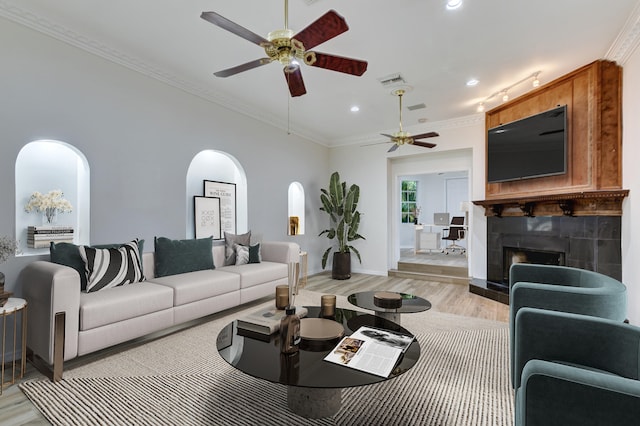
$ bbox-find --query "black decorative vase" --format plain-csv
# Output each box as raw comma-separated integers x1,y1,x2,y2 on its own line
332,252,351,280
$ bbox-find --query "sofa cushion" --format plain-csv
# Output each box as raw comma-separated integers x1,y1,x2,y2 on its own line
79,240,146,292
147,269,240,306
50,239,145,291
154,236,214,277
221,261,287,289
79,282,173,331
224,231,251,266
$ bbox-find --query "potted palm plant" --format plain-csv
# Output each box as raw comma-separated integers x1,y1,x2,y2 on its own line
319,172,365,279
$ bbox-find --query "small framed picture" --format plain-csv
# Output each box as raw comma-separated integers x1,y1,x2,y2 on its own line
194,196,221,239
204,180,236,235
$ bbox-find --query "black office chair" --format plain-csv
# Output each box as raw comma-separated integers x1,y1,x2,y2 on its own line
442,216,466,255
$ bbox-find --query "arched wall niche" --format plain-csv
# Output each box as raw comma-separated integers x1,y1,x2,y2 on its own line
288,182,305,235
15,140,90,256
186,150,248,240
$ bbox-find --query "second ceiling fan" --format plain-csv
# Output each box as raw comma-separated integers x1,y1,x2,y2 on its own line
381,89,439,152
201,0,368,97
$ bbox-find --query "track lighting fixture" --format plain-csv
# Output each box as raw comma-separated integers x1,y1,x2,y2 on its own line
475,70,542,113
532,72,541,87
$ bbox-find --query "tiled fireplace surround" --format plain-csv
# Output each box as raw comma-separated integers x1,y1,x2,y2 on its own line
472,215,622,303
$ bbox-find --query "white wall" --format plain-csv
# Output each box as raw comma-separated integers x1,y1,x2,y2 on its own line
0,17,329,294
622,43,640,325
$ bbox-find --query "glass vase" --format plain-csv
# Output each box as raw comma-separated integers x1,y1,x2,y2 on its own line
42,208,58,225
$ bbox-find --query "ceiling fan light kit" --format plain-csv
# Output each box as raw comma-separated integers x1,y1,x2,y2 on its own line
379,89,439,152
201,0,367,97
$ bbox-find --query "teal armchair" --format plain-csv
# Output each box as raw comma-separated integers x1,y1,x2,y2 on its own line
509,263,627,386
514,308,640,426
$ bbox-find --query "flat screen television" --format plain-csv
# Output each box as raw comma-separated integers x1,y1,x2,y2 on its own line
487,105,567,183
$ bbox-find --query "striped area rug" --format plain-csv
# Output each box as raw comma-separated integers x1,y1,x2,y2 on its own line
20,327,513,425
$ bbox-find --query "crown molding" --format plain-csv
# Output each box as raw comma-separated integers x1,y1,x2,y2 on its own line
0,1,323,145
605,1,640,64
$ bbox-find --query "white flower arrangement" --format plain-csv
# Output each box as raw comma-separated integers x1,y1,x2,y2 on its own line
0,236,17,264
25,190,73,223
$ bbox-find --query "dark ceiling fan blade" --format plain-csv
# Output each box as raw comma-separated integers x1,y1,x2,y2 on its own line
380,133,396,139
308,52,367,76
214,58,272,77
387,144,400,153
412,131,440,139
201,12,269,46
293,10,349,51
284,66,306,97
412,141,437,149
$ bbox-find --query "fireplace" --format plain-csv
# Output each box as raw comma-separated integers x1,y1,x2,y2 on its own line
502,246,565,283
484,216,622,295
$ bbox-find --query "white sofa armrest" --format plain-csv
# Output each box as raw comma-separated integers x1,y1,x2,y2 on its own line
21,261,81,365
261,241,300,264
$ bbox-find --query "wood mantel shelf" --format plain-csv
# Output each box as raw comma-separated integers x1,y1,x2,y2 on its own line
473,189,629,217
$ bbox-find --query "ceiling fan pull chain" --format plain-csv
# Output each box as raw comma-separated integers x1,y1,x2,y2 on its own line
286,71,291,135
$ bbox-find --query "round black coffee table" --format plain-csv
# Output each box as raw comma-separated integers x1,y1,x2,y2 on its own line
347,291,432,325
216,306,420,419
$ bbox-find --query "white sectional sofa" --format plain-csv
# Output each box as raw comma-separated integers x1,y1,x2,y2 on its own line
21,240,300,380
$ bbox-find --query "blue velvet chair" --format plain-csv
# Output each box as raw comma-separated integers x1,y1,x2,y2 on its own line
514,308,640,426
509,263,627,387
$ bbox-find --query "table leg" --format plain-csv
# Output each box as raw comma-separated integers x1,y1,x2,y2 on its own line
287,386,342,418
376,311,401,325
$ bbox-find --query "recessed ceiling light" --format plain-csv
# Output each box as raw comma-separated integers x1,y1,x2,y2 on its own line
446,0,463,10
350,106,360,112
466,79,479,87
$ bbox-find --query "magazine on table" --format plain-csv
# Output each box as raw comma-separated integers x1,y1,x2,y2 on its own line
323,326,414,377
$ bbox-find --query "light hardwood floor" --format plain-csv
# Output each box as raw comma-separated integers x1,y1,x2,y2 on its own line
0,272,508,425
304,271,508,322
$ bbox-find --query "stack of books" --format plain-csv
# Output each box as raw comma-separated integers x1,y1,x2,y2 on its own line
27,225,74,248
237,306,308,335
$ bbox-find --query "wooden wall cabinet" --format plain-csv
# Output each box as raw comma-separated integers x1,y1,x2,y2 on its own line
476,60,626,216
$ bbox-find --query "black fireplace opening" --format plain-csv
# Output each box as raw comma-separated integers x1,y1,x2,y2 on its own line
502,246,565,284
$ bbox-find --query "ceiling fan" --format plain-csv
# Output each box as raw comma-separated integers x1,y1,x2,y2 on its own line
200,0,368,97
379,89,439,152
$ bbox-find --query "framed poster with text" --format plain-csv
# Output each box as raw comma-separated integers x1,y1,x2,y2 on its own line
194,196,221,239
203,180,236,237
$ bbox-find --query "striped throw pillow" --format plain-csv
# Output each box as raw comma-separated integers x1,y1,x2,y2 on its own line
79,239,145,292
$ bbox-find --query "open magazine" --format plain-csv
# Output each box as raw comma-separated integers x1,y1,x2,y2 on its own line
323,326,414,377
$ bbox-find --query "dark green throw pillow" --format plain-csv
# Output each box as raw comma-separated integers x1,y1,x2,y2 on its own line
154,236,214,278
249,243,261,264
50,239,145,291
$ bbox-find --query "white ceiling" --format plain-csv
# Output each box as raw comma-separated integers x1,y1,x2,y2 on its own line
2,0,639,147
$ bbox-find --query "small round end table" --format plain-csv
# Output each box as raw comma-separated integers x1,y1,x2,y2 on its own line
347,291,431,325
1,297,28,395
